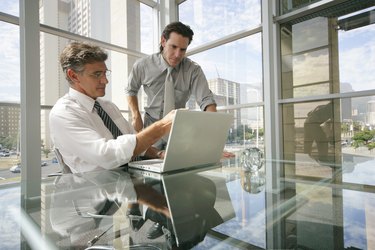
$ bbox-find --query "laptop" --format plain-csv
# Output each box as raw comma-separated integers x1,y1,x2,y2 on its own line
128,110,233,173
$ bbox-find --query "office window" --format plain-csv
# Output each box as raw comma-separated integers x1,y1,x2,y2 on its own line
280,3,375,99
280,0,375,187
179,0,261,49
338,16,375,92
140,2,155,54
189,34,263,106
282,95,375,185
0,21,20,185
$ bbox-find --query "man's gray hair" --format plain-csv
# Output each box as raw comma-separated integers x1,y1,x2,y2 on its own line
60,42,108,83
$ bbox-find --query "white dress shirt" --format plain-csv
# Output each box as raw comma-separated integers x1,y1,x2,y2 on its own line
49,88,137,173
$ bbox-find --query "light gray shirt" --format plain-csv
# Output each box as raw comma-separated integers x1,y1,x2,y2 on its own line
126,53,216,119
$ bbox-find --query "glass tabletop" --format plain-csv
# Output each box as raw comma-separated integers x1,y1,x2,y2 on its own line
9,153,375,249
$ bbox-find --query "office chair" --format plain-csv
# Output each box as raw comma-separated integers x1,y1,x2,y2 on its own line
47,148,72,177
54,148,72,173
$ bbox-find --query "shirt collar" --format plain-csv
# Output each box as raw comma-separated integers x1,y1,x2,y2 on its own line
68,88,96,112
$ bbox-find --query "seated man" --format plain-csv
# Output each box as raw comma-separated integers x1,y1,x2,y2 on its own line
49,42,175,173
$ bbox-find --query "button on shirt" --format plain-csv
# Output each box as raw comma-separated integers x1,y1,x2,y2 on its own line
49,88,137,173
126,53,216,119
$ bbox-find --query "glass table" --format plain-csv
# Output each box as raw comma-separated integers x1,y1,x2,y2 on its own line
7,153,375,249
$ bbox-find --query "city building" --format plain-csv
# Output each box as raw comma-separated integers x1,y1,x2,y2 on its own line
0,103,20,139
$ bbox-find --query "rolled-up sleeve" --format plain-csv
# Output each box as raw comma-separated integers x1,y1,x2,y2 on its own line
126,61,142,96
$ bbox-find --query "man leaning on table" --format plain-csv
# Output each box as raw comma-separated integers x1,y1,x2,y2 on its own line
49,42,175,173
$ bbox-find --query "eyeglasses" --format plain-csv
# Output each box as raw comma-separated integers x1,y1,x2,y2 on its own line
87,70,111,79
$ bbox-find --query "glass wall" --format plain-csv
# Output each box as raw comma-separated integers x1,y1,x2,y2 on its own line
1,1,154,186
179,0,264,159
279,2,375,248
280,1,375,186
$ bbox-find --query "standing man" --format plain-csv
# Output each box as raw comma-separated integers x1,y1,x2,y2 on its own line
126,21,217,149
50,42,175,173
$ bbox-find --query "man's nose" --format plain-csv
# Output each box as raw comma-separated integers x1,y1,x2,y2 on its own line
101,76,109,84
175,49,183,58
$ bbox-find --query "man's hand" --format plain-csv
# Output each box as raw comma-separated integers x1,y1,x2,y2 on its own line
132,115,143,132
133,110,176,156
222,151,235,159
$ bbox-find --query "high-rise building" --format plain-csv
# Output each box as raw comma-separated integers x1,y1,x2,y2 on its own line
0,103,20,140
207,78,240,129
367,100,375,126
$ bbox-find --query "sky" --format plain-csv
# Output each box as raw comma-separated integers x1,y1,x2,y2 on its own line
0,0,19,102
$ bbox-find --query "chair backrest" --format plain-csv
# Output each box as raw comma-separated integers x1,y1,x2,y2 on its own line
54,148,72,174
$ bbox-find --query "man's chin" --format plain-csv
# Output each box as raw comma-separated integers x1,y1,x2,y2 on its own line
97,91,106,97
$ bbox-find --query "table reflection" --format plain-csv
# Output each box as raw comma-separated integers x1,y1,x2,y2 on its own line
48,168,168,249
47,166,235,249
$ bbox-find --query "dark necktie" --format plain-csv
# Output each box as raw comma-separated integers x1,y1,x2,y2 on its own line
94,101,122,139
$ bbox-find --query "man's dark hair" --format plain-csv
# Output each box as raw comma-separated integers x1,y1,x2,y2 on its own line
60,42,108,83
159,21,194,52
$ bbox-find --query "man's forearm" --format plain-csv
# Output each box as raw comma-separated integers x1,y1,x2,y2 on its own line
128,96,141,118
128,95,144,132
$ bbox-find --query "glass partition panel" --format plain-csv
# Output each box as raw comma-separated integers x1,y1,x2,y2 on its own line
179,0,261,49
0,0,19,16
188,34,263,108
282,96,375,187
280,2,375,98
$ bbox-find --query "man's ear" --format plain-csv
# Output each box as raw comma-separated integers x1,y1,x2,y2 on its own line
161,36,166,48
67,68,79,83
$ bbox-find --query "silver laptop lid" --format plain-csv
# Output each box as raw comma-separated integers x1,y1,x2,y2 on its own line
162,110,233,172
